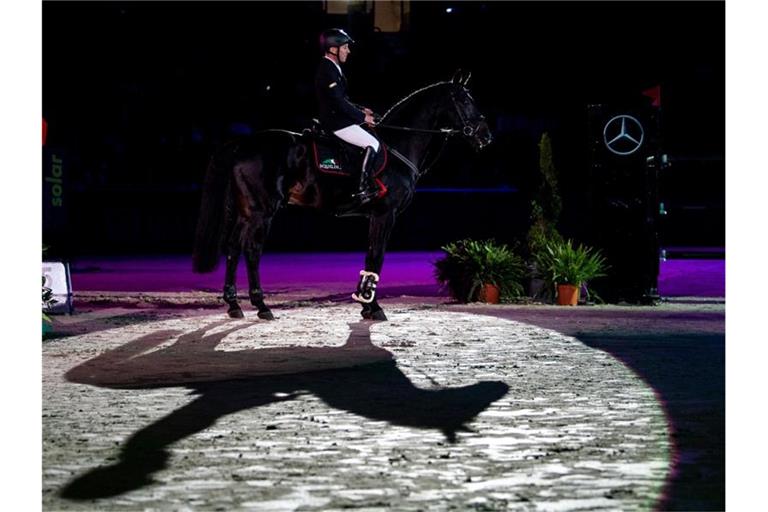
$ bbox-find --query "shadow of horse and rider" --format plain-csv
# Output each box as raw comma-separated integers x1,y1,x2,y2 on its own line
60,319,509,500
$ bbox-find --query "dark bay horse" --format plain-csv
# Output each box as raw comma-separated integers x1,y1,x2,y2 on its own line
193,71,492,320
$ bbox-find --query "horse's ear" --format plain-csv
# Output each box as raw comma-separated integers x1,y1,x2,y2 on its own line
451,69,472,86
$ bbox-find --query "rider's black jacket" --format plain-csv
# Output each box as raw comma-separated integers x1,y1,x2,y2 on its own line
314,57,365,132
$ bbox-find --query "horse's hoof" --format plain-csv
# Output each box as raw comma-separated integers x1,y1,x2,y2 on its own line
362,309,387,321
370,310,388,321
228,307,244,319
257,310,275,321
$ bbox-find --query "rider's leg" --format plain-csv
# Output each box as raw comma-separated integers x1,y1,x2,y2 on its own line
333,125,381,202
356,145,380,201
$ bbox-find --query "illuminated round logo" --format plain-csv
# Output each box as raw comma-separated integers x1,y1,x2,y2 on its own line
603,114,644,156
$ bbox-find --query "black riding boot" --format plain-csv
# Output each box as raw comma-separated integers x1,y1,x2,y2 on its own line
353,146,380,204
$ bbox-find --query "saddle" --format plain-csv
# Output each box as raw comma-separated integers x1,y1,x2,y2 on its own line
302,121,388,179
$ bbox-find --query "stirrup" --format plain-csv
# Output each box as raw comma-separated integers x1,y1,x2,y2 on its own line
352,270,380,303
352,186,379,204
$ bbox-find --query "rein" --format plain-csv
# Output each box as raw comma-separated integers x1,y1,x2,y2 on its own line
372,122,456,179
366,80,484,178
373,81,474,137
379,127,452,179
374,124,461,136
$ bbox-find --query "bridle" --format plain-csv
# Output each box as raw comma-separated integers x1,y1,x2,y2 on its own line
449,89,487,139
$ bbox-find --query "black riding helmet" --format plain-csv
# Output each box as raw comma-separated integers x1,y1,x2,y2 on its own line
320,28,354,53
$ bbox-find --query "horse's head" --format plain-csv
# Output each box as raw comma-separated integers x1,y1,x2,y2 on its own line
445,70,493,151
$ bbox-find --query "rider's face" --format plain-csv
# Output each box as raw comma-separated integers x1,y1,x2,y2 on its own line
337,44,350,63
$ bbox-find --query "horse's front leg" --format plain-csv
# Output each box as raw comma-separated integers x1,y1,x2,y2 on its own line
355,210,396,321
244,213,275,320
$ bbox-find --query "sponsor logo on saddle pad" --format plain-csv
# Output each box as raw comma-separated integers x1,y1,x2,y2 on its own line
319,158,343,171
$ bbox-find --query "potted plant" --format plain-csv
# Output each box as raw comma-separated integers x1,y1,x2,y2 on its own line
525,132,564,301
434,239,526,303
533,238,608,305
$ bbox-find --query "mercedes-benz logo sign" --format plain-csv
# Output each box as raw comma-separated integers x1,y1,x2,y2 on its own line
603,114,644,156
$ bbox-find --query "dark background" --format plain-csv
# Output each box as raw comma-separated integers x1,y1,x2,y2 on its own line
42,1,724,257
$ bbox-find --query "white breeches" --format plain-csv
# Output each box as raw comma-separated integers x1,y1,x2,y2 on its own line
333,125,380,152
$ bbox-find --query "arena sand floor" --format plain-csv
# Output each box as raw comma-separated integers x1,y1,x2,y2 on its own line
42,252,724,511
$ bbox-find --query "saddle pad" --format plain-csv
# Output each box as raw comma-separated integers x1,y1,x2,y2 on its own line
311,140,354,176
310,140,389,178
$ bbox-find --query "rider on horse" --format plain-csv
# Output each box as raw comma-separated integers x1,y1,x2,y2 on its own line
315,28,381,205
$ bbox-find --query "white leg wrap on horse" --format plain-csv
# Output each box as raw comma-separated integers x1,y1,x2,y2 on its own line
352,270,380,304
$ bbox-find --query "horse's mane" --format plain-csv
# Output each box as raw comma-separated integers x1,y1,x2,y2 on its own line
380,81,453,123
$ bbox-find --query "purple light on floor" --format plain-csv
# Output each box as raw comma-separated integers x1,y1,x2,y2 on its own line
69,252,445,294
69,253,725,299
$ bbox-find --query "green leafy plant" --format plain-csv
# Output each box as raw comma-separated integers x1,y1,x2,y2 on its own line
434,239,526,303
524,133,566,303
527,212,564,258
533,238,608,288
527,132,563,257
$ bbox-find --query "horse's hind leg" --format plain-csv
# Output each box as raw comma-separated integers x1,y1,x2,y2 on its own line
223,248,244,319
244,214,275,320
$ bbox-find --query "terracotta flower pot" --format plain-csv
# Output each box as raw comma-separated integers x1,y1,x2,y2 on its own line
556,284,580,306
477,283,500,304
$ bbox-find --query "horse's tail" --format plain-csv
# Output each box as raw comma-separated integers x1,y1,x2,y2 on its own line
192,145,233,273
